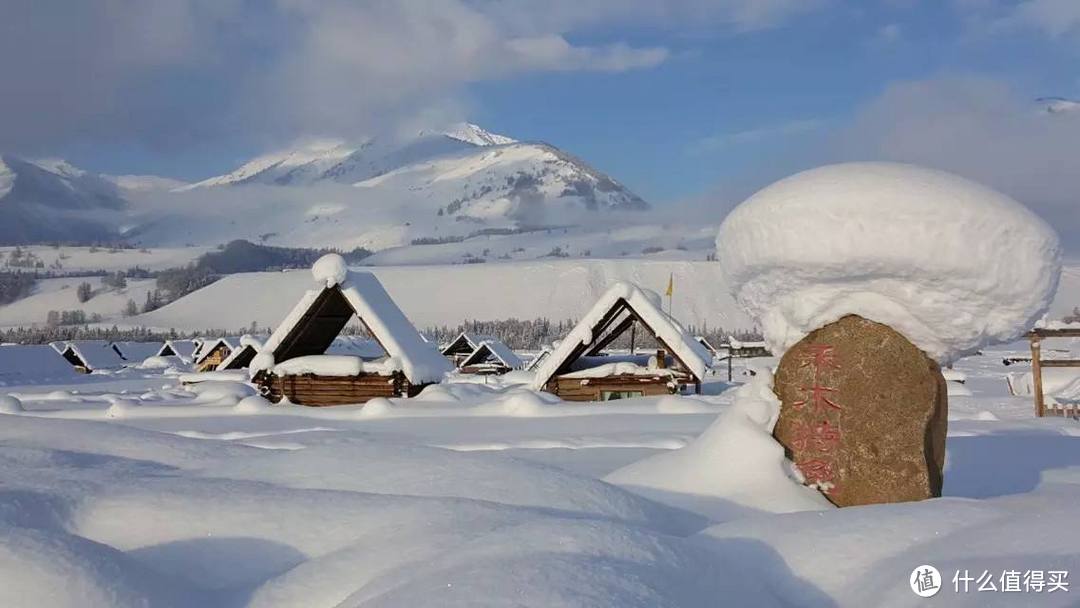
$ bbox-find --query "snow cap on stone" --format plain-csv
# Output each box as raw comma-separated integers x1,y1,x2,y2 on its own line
312,253,348,288
716,162,1062,363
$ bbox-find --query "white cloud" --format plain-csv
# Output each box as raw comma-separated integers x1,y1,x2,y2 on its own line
690,119,824,154
833,76,1080,250
0,0,820,152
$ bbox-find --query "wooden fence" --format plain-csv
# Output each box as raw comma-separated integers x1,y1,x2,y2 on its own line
1028,328,1080,418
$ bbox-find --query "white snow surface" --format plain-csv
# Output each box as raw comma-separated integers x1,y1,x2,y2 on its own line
608,372,833,520
531,282,712,390
1,346,1078,606
717,162,1063,362
0,344,79,384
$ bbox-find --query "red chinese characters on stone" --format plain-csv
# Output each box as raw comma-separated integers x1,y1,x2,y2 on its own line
793,385,841,414
796,458,835,485
790,419,841,453
790,343,843,491
798,344,839,372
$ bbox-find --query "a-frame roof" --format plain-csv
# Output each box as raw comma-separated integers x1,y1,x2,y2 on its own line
461,339,525,370
253,264,452,385
194,337,237,365
60,340,126,371
218,337,258,370
156,339,202,361
441,332,499,357
695,336,719,355
530,282,711,390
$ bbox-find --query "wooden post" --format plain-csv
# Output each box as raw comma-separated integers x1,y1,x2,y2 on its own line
1030,335,1045,418
727,352,733,383
630,321,636,355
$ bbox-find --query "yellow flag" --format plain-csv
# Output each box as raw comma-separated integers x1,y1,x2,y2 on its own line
665,273,673,297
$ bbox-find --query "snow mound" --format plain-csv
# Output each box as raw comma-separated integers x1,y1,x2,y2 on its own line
234,395,273,413
105,398,138,419
0,395,22,413
716,162,1062,362
311,253,348,288
189,381,257,406
607,372,833,520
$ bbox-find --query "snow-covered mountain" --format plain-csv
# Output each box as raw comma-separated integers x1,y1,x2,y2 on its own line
0,123,649,250
126,123,648,249
0,156,129,244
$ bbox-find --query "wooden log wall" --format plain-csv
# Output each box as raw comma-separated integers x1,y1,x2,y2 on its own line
546,373,686,402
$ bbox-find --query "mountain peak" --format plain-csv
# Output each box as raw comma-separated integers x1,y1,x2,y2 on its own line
440,123,516,147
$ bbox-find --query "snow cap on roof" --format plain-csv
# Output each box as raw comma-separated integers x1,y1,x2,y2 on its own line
312,253,348,288
530,281,711,390
717,162,1063,363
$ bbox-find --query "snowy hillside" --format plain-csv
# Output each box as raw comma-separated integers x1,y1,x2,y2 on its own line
94,258,1080,335
128,259,751,334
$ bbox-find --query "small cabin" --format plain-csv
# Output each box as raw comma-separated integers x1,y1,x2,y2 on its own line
56,340,126,374
156,339,202,363
194,338,237,372
251,257,452,406
723,337,771,359
218,336,262,371
441,332,499,367
531,282,711,402
459,340,525,375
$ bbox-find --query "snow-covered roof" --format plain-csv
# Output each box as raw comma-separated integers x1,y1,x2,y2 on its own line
531,282,712,390
254,254,452,385
441,332,499,356
0,344,79,383
717,162,1062,362
193,337,238,365
461,340,525,370
112,342,165,363
695,336,718,354
61,340,126,371
218,335,262,370
157,340,201,362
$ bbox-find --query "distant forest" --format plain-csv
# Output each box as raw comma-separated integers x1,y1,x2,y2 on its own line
0,317,763,352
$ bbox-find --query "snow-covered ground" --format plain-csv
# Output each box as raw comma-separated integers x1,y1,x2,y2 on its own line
1,347,1077,607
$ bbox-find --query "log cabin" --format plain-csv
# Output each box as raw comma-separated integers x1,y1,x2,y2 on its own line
218,336,262,371
251,256,452,406
193,337,237,372
441,332,500,367
55,340,126,374
156,339,202,363
459,340,525,375
530,282,711,402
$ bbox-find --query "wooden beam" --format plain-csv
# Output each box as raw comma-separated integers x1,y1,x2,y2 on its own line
1038,359,1080,368
1028,328,1080,338
1031,335,1045,418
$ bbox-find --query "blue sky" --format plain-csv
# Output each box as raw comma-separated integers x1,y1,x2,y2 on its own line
3,1,1079,211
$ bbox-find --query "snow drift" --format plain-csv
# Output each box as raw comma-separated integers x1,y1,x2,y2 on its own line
716,162,1062,362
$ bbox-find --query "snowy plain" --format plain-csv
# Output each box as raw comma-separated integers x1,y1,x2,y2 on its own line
1,344,1078,607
